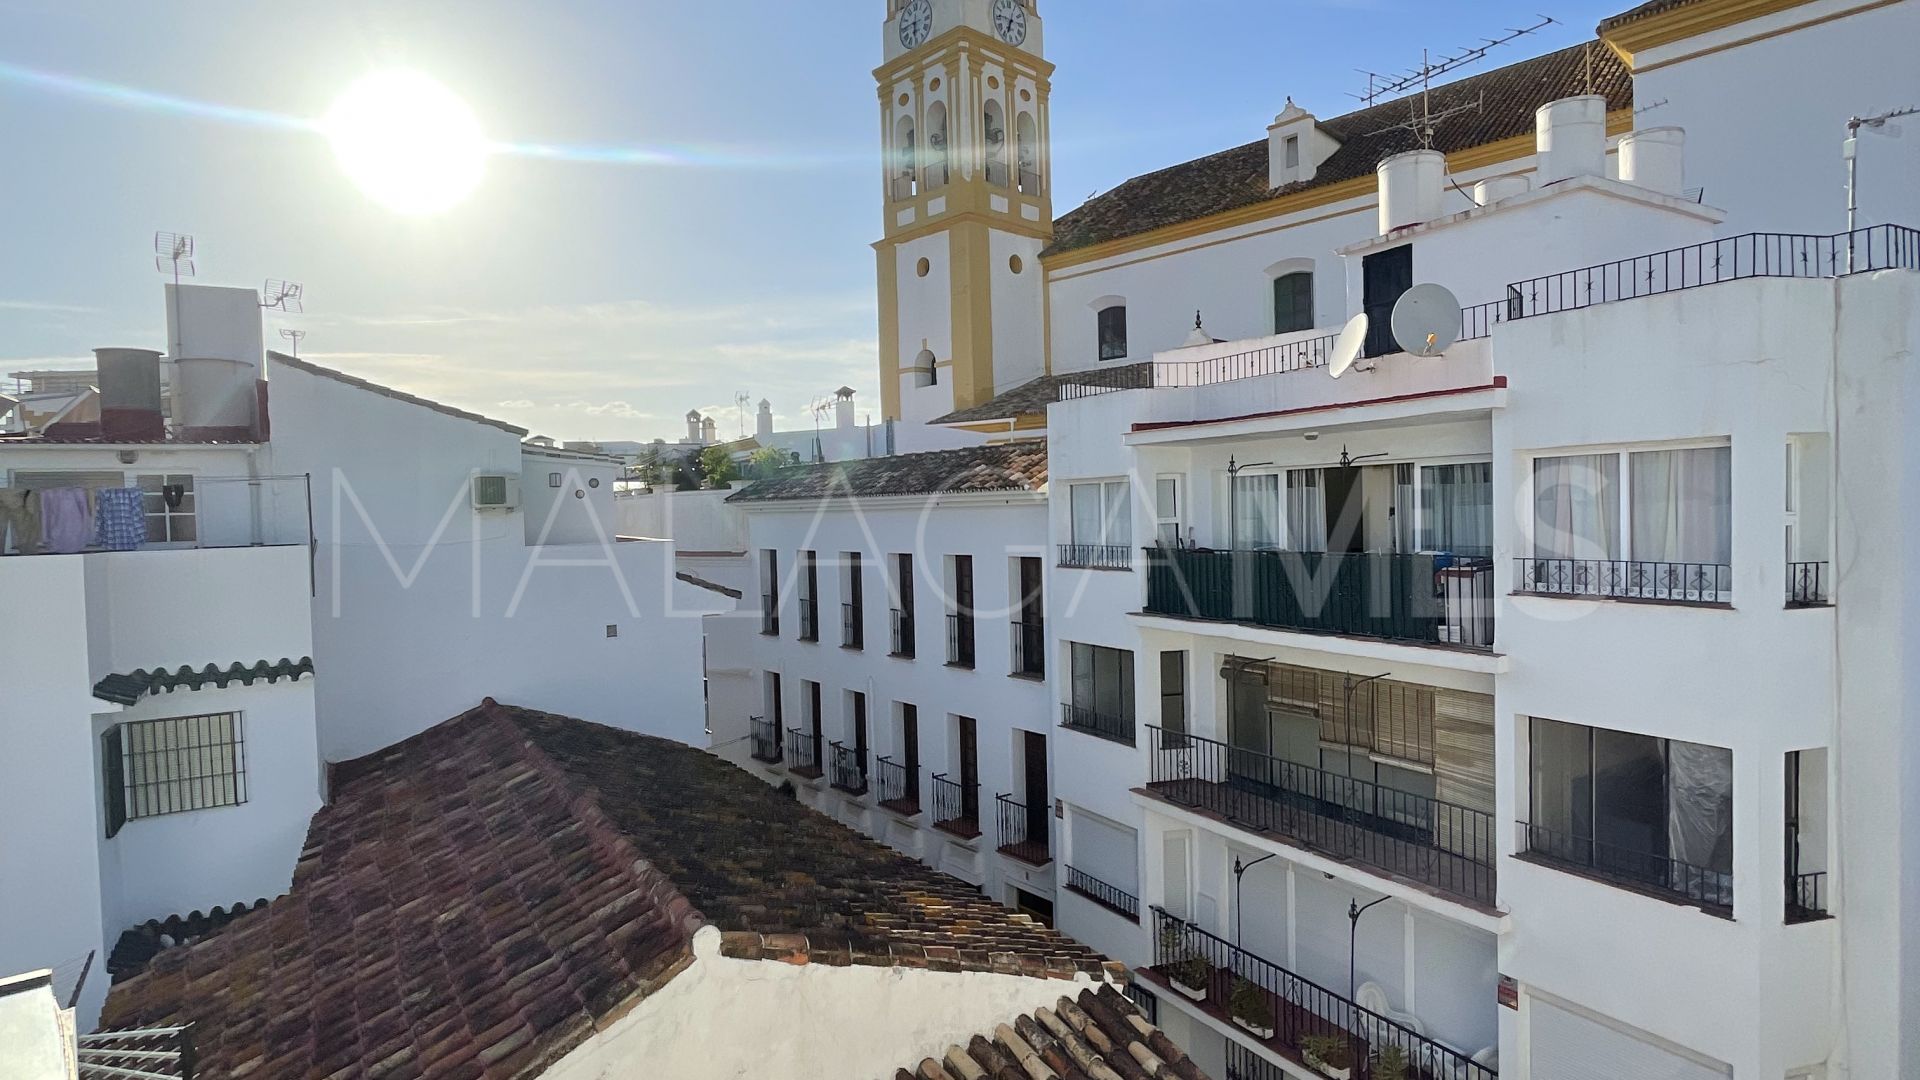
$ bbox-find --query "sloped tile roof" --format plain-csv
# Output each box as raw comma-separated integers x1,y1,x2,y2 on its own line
1045,41,1631,257
931,362,1153,425
1598,0,1701,32
725,441,1048,503
99,702,1112,1079
91,657,314,706
897,985,1210,1080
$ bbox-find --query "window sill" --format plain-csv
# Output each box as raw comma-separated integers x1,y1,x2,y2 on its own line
841,644,865,652
1008,671,1046,683
1058,722,1137,748
945,661,977,671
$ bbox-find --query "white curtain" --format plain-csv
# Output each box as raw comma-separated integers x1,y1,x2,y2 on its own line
1422,462,1493,555
1233,474,1280,549
1392,463,1416,553
1630,447,1732,565
1103,480,1132,548
1286,469,1326,551
1071,483,1103,546
1533,454,1620,560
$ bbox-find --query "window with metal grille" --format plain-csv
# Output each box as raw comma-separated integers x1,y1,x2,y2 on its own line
137,473,197,544
103,712,246,836
1096,305,1128,361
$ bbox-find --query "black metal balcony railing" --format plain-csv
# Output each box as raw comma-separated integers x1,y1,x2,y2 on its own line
1150,908,1494,1080
1515,558,1731,604
841,602,864,649
1152,333,1339,388
995,793,1051,865
1064,865,1139,922
1504,225,1920,322
1146,549,1495,650
749,716,781,764
797,597,819,642
931,772,980,838
1126,983,1159,1025
1786,871,1829,924
1518,820,1733,915
1011,618,1046,678
760,594,779,636
1061,702,1135,747
1148,726,1496,906
78,1025,197,1080
946,613,976,668
829,741,868,796
890,608,915,657
876,755,920,815
1059,543,1133,571
786,726,822,778
1787,561,1830,607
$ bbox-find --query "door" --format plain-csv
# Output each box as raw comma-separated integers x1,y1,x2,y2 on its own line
959,716,980,819
1023,731,1049,845
853,693,869,781
1324,466,1365,552
770,674,783,753
808,681,823,767
1362,244,1413,358
902,704,920,801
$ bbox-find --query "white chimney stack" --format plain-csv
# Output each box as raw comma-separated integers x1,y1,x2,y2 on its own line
834,387,856,431
701,416,717,443
1473,173,1531,205
685,410,702,442
1619,126,1686,197
1377,149,1445,233
1535,95,1608,186
756,399,774,439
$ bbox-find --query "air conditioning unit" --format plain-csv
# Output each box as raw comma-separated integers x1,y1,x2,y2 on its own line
470,473,521,511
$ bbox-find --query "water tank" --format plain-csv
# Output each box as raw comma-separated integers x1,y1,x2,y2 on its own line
1535,95,1608,186
174,356,257,432
1473,173,1531,205
1377,149,1445,233
1619,126,1686,197
95,347,165,440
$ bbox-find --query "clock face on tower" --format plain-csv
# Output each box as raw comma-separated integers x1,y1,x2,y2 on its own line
898,0,934,48
991,0,1028,45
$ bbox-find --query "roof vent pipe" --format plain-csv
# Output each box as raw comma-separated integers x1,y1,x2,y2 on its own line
1473,173,1530,205
1619,125,1686,196
1377,149,1445,234
1535,95,1608,185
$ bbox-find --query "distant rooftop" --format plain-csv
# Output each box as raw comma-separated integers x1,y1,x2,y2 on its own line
726,441,1049,503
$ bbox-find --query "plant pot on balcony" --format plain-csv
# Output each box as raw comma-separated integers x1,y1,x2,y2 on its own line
1228,976,1275,1040
1232,1015,1275,1040
1170,975,1207,1002
1300,1036,1355,1080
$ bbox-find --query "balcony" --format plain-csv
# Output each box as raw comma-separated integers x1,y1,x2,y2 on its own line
931,772,980,839
995,793,1050,866
760,595,779,636
945,612,975,669
1514,558,1730,605
797,597,819,642
842,601,864,649
1516,821,1732,916
1010,618,1045,679
1148,908,1495,1080
1064,865,1139,923
0,473,311,559
1787,561,1830,607
749,716,781,764
1146,727,1496,907
1145,549,1494,651
77,1025,196,1080
786,726,822,780
829,741,868,796
1060,702,1135,747
1058,543,1132,571
1786,871,1829,925
875,755,920,816
890,608,914,658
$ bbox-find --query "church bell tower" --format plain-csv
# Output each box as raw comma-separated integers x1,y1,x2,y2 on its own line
875,0,1053,433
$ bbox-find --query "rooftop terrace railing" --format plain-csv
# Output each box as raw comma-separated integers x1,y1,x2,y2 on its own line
0,473,312,558
78,1025,196,1080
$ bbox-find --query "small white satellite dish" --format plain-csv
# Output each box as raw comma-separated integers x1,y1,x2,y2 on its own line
1390,283,1463,357
1328,313,1369,379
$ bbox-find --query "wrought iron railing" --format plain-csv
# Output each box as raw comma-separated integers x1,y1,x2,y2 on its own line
1011,617,1046,678
797,597,819,642
1058,365,1155,401
1503,226,1920,321
760,593,779,636
1126,982,1159,1024
996,792,1051,864
1518,820,1733,914
932,772,980,837
876,755,920,814
1786,871,1829,924
891,607,915,657
749,716,781,764
1061,702,1135,746
946,612,976,668
1787,561,1830,607
1064,865,1139,922
1146,549,1495,649
1060,543,1133,570
1148,726,1496,906
1151,908,1494,1080
1514,557,1731,604
1151,333,1338,388
829,741,868,795
842,601,864,649
78,1025,197,1080
786,726,822,777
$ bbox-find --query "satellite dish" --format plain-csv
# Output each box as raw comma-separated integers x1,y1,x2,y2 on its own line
1329,313,1369,379
1391,283,1463,357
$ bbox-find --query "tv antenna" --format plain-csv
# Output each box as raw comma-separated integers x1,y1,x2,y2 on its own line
154,231,195,359
278,328,307,357
1846,105,1920,268
261,279,304,313
1355,16,1554,148
735,391,752,439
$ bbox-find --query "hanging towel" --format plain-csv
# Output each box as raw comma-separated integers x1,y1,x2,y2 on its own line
41,486,93,553
0,488,41,555
96,487,147,551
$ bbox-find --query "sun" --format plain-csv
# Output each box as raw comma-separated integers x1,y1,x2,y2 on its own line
323,71,486,215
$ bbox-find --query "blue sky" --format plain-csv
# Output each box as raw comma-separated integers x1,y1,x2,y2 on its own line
0,0,1623,443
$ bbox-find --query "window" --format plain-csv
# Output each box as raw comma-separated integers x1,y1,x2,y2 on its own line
1785,748,1829,922
103,712,246,837
1153,476,1182,547
983,99,1009,187
1528,445,1732,599
1067,643,1135,743
1231,472,1280,549
1273,271,1314,334
1159,651,1187,735
925,101,950,188
1785,434,1831,604
799,551,819,641
802,680,824,770
1283,134,1301,169
947,554,975,667
1418,463,1492,556
893,117,918,199
1012,556,1044,677
891,553,915,656
842,551,864,649
760,550,781,635
1069,481,1130,548
1016,112,1040,195
1361,244,1413,358
1526,716,1733,908
1097,305,1128,362
137,474,196,544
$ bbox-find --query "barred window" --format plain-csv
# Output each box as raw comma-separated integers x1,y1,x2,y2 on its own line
103,712,246,837
136,473,197,544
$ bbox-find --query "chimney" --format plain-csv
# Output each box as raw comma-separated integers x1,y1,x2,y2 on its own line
1473,173,1531,205
167,283,267,439
756,399,774,439
1267,98,1338,190
1535,95,1608,186
701,416,717,443
686,410,702,442
1377,148,1445,233
834,387,856,431
95,347,165,441
1618,126,1686,196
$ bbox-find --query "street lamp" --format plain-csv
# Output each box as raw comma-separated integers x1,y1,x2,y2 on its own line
1342,671,1391,778
1232,852,1279,946
1348,893,1393,1001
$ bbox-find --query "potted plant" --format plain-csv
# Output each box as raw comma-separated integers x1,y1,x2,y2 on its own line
1372,1045,1409,1080
1158,923,1210,1001
1300,1034,1354,1080
1228,975,1275,1039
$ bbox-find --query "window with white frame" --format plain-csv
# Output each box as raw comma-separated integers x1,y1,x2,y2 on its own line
102,712,246,837
1068,481,1130,551
1526,444,1732,600
1153,476,1182,547
1418,462,1492,556
136,474,197,544
1784,434,1831,604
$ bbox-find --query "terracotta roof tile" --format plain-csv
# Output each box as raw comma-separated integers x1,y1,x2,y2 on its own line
895,985,1212,1080
92,657,314,706
930,363,1153,425
725,441,1048,503
1597,0,1700,33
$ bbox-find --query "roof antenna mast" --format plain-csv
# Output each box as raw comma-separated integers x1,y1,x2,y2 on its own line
1352,15,1556,147
154,231,195,359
